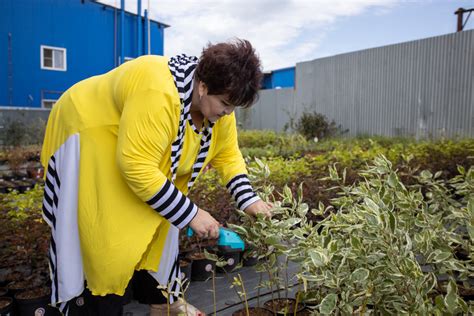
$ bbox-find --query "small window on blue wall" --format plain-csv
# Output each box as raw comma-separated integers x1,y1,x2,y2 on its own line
41,45,67,71
42,99,57,109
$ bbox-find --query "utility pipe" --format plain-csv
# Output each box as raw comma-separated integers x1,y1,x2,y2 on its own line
144,9,149,54
455,7,474,32
114,4,117,66
137,0,142,56
147,0,151,54
120,0,125,64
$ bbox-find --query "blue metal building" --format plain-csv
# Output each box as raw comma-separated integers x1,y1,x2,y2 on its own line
262,66,295,89
0,0,168,108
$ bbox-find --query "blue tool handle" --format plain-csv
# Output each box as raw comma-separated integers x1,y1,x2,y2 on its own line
186,227,195,237
186,226,228,237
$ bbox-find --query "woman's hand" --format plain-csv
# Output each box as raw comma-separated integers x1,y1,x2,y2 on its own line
244,200,273,218
189,208,220,239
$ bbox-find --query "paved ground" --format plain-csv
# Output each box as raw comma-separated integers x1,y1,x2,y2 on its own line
123,261,301,316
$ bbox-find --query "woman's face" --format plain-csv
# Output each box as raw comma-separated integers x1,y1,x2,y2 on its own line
197,82,235,123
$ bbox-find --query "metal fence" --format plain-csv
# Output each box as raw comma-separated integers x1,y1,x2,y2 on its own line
237,29,474,138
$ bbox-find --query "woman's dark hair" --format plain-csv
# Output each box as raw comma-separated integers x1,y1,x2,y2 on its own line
195,39,263,108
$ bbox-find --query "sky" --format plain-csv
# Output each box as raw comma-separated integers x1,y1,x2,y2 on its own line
98,0,474,71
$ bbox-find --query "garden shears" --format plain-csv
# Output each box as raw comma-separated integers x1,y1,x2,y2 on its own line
186,227,245,252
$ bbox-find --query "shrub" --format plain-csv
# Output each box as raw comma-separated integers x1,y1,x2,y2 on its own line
2,118,46,147
237,130,280,148
294,111,347,140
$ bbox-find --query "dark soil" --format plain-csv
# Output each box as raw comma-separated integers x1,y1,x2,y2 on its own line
437,281,474,300
189,252,207,260
264,298,305,314
0,297,12,309
232,307,274,316
15,286,50,300
296,309,314,316
8,279,36,290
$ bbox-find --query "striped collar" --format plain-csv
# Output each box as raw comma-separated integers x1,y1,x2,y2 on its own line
168,55,214,190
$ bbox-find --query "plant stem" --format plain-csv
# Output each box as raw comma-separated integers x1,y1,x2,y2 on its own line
212,269,216,316
285,256,289,299
294,291,301,316
257,272,262,308
238,274,250,316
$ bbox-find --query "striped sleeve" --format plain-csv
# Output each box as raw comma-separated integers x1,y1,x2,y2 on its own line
226,174,261,210
146,180,198,229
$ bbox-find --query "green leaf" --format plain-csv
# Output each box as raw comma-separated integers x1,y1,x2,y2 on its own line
309,250,327,267
420,170,433,180
351,268,369,283
364,198,379,212
264,236,280,246
227,224,248,237
387,173,398,188
388,211,396,233
350,236,361,250
203,249,218,261
433,251,451,263
319,293,337,314
444,279,458,314
283,218,301,227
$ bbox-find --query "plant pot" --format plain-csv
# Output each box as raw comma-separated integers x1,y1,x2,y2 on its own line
11,179,31,193
67,295,87,316
263,298,305,315
27,166,44,180
0,267,30,288
0,180,14,194
0,297,13,316
217,251,240,273
189,253,215,281
295,308,314,316
7,278,41,298
232,307,274,316
295,290,318,307
179,259,193,285
242,251,259,267
15,287,59,316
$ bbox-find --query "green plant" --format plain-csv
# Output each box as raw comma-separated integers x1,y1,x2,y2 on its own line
2,118,46,147
295,156,471,314
230,274,250,316
231,160,312,313
294,111,347,141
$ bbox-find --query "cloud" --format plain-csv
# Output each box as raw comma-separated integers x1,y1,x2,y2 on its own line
98,0,399,70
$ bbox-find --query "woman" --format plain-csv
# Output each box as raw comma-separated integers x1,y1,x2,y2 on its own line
41,39,271,315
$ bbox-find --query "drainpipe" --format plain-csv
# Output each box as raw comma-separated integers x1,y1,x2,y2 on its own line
147,0,151,54
114,5,117,66
8,33,13,105
137,0,142,56
120,0,125,64
144,9,149,54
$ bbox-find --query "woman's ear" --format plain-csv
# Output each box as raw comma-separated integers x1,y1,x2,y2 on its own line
198,81,208,99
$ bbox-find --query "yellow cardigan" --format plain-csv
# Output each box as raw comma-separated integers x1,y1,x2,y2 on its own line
41,55,248,296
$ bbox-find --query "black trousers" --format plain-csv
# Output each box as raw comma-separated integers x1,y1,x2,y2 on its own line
67,270,168,316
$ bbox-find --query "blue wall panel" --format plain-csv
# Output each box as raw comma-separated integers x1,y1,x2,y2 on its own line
0,0,165,107
271,67,295,88
261,67,295,89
